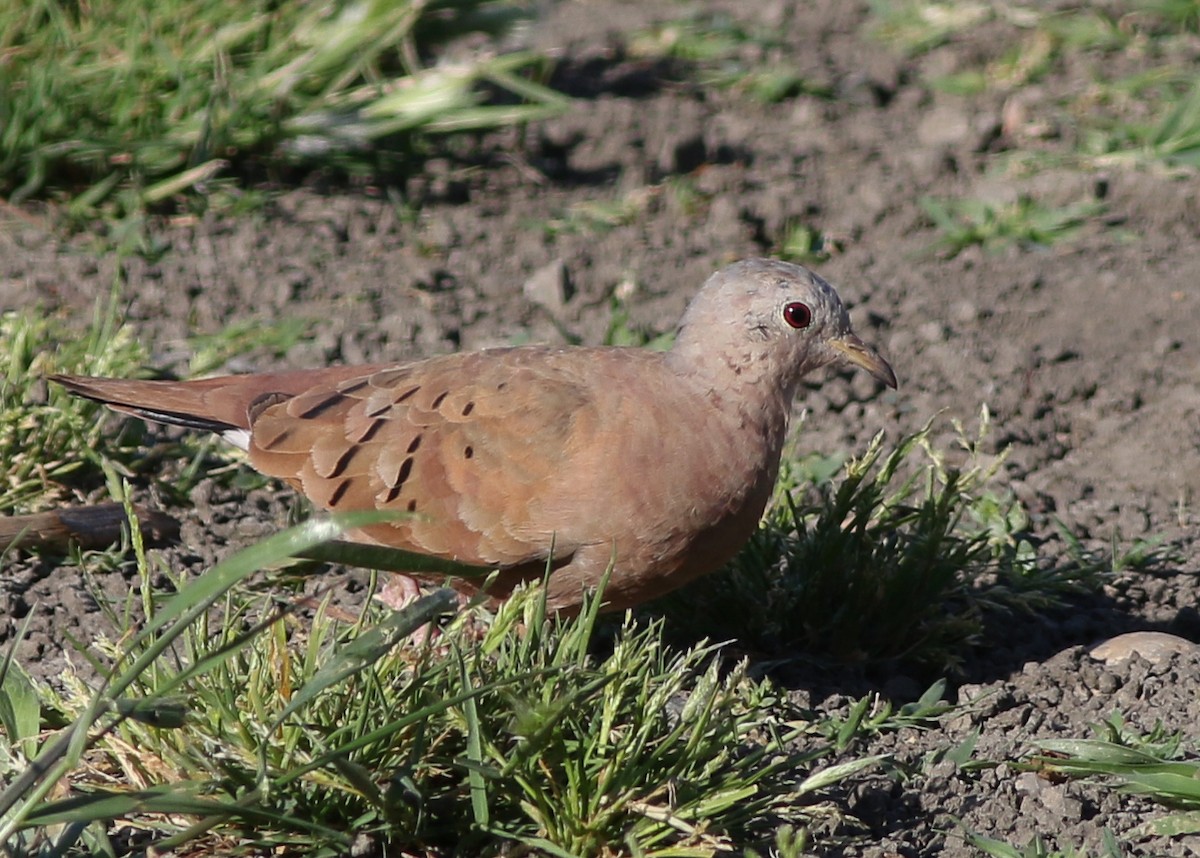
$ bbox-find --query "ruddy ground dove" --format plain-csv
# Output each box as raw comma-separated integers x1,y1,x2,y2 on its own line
53,259,896,612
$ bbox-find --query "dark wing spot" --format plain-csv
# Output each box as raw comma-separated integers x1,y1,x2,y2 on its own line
297,391,348,420
431,390,449,409
367,385,419,417
464,445,474,459
352,418,385,444
379,455,415,506
328,479,351,507
258,426,292,450
396,456,414,487
406,499,417,513
338,379,371,394
324,444,359,478
407,434,422,454
462,400,475,416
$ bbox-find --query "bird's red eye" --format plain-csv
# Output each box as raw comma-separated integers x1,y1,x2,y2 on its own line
783,302,812,329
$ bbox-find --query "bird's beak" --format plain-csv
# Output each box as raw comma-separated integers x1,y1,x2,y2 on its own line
828,334,897,389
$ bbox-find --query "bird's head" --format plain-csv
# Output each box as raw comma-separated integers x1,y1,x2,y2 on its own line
671,258,897,396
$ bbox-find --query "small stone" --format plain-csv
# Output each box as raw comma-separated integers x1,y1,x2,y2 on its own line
917,321,947,343
1039,783,1083,818
926,759,958,781
1090,632,1200,666
1079,664,1101,689
917,104,972,149
1015,771,1044,796
949,300,979,325
522,259,572,316
1036,684,1063,706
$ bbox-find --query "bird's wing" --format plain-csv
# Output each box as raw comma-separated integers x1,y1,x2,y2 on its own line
246,348,601,568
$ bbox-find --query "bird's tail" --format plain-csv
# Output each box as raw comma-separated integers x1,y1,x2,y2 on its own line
51,365,394,437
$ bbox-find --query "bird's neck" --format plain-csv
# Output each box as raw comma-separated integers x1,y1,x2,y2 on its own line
666,337,801,406
665,339,797,456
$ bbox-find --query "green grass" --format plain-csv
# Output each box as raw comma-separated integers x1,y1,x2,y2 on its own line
656,409,1108,673
0,286,147,513
1036,9,1136,53
1,305,1129,854
919,196,1106,257
961,829,1124,858
870,0,1200,178
1139,0,1200,33
777,221,841,266
184,317,312,378
539,192,649,238
537,177,715,240
866,0,992,56
1025,712,1200,837
628,13,829,104
0,304,914,854
3,3,1193,852
0,277,318,515
955,709,1200,854
0,0,567,223
0,512,905,856
870,0,1199,62
1082,80,1200,170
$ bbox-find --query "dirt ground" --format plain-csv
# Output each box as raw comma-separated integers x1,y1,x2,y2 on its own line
3,0,1199,854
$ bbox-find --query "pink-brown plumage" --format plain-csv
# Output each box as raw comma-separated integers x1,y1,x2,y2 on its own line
53,259,896,612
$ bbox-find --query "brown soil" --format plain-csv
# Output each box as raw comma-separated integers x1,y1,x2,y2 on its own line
3,1,1199,854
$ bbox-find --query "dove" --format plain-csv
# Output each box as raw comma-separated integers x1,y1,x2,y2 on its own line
53,258,896,612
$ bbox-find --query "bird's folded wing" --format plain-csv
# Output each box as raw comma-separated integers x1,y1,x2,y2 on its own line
247,349,597,569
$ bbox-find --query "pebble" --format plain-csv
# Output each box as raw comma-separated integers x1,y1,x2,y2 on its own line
916,104,972,149
949,300,979,325
522,258,572,316
1089,631,1200,666
917,320,948,343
